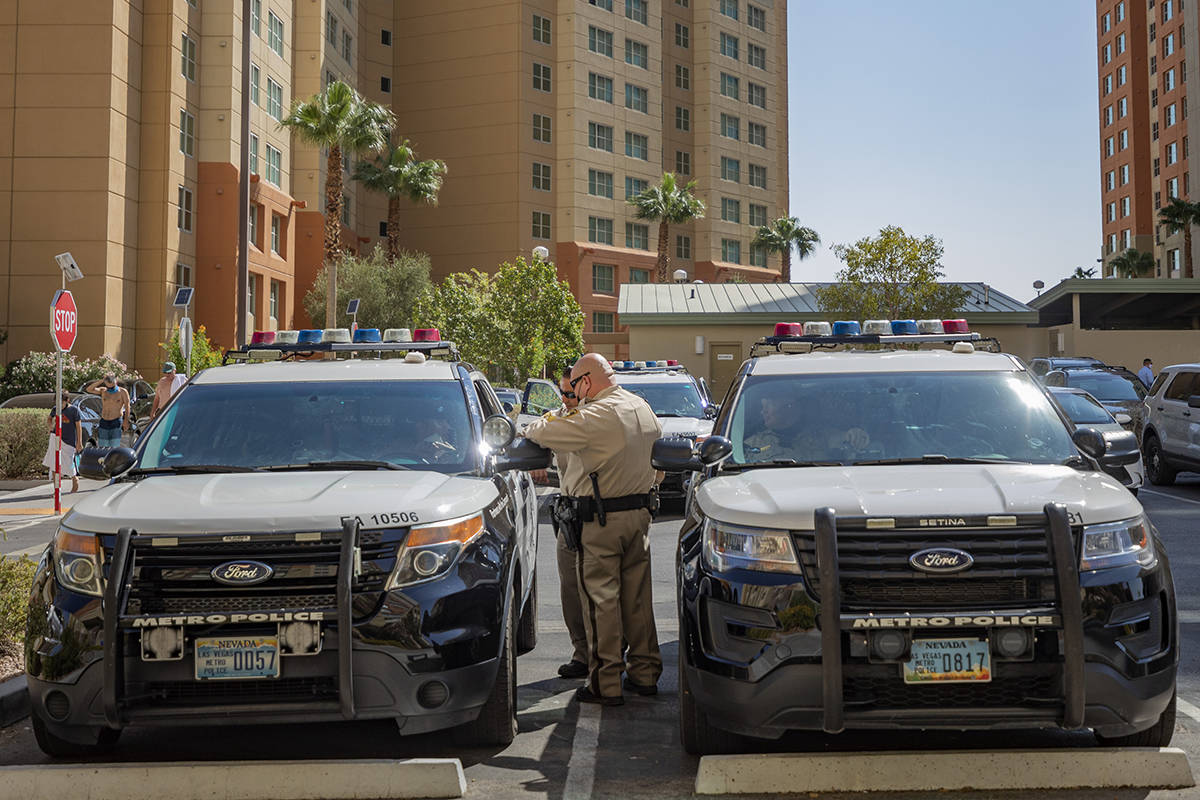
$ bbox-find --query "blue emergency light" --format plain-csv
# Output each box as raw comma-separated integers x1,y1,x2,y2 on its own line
353,328,382,343
832,320,861,336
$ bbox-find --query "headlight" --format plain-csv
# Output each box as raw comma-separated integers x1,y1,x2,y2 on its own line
386,513,486,589
1080,515,1157,571
702,519,801,574
53,527,104,596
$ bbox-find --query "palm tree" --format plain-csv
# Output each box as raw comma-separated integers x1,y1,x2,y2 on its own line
1071,266,1097,279
753,216,820,283
280,80,394,327
1110,247,1155,278
627,172,706,282
354,140,447,263
1157,196,1200,279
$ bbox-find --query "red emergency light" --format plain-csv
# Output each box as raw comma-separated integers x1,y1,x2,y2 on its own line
942,319,970,333
413,328,441,342
250,331,276,344
773,322,802,337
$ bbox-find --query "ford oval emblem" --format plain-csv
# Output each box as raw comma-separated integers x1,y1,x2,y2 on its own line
211,560,274,586
909,548,974,574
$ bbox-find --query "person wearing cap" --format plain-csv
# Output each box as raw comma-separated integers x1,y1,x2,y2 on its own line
42,391,82,493
84,373,131,448
150,362,188,419
521,353,663,705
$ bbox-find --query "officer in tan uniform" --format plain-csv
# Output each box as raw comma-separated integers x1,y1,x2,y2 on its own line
522,353,663,705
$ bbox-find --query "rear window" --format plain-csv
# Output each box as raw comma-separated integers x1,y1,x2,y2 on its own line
1068,371,1145,401
1052,392,1113,425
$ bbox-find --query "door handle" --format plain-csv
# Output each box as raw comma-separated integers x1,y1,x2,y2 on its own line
1186,411,1192,417
1158,406,1165,411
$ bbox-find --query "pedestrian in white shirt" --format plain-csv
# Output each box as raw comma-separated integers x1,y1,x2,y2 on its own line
1138,358,1154,388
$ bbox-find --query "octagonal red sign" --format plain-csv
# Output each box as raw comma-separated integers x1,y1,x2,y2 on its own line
50,290,78,352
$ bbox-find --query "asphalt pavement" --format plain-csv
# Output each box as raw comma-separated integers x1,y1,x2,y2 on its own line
1,481,1200,798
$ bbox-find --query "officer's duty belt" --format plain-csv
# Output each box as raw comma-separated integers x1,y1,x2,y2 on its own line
579,492,656,520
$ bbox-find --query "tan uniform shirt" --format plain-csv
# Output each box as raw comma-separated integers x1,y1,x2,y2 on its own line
523,384,662,498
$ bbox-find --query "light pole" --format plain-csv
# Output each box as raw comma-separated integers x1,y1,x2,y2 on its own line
235,0,251,347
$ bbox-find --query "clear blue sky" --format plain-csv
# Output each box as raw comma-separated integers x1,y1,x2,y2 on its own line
787,0,1099,304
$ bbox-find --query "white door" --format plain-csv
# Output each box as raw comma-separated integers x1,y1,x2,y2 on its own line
1157,370,1198,460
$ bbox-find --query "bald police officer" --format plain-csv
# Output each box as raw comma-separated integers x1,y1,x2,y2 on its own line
522,353,663,705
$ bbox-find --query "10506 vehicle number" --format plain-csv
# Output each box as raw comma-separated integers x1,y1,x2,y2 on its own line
356,512,420,528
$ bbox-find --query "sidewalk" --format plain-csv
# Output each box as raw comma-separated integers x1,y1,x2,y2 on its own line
0,478,107,516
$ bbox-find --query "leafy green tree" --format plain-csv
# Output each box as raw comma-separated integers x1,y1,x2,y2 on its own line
414,269,499,374
0,352,141,402
1157,196,1200,279
304,247,432,331
1071,266,1097,279
354,140,447,263
817,226,968,320
279,80,395,326
161,324,224,375
1109,248,1155,279
628,172,706,282
753,217,820,283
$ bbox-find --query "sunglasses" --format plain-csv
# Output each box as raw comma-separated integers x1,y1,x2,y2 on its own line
568,371,591,390
562,390,577,400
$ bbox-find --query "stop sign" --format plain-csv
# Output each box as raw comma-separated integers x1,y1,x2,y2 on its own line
50,290,78,352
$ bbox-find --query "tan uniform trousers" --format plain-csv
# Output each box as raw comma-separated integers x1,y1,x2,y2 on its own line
556,533,589,665
577,508,662,697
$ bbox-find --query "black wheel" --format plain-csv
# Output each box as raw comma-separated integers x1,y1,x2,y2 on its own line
679,641,744,755
1145,435,1177,486
515,571,538,655
32,713,120,758
1096,691,1175,747
454,592,518,747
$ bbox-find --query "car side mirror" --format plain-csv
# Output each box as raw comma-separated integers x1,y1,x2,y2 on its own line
494,437,553,473
704,404,720,420
697,435,732,465
501,401,515,415
1188,394,1200,409
652,437,700,472
1073,427,1140,468
101,447,137,478
1114,412,1132,425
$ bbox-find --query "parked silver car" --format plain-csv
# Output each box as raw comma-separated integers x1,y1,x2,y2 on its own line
1048,386,1144,494
1141,363,1200,485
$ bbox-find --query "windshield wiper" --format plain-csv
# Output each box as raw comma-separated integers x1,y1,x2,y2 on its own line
128,464,258,475
262,460,409,472
726,459,844,470
852,455,1022,466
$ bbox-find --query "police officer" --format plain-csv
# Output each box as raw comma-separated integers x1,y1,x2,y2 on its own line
522,353,663,705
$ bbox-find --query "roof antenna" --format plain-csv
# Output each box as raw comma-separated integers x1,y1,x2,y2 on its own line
984,285,990,305
689,288,696,299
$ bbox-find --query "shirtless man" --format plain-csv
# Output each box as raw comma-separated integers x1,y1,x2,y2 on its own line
84,373,131,448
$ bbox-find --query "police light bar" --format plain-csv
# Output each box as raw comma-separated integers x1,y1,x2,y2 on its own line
275,330,300,344
250,331,276,344
414,328,440,342
225,329,462,363
353,328,382,343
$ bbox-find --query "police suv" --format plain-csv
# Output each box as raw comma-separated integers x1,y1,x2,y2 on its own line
653,320,1178,754
25,328,550,756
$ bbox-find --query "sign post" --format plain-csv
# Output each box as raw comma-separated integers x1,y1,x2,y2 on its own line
346,298,360,335
51,253,83,515
173,287,195,376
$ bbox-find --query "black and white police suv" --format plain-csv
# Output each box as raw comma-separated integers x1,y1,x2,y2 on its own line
654,320,1178,754
24,329,550,756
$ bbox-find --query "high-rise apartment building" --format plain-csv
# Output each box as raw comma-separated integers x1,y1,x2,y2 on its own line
1096,0,1197,278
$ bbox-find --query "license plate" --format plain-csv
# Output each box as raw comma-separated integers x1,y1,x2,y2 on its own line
194,636,279,680
902,638,991,684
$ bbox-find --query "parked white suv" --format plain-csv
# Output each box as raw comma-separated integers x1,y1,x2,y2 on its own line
1141,363,1200,485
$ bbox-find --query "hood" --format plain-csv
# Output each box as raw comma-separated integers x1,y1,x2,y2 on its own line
659,417,714,437
1100,398,1144,418
63,471,498,534
696,464,1142,530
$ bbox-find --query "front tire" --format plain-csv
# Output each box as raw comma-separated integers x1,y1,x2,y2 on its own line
453,593,518,747
1145,435,1177,486
515,571,538,655
1095,691,1175,747
32,713,120,758
679,642,744,755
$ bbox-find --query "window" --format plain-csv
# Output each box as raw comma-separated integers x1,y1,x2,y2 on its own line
721,113,740,139
626,0,647,24
625,83,648,112
1153,87,1159,107
1170,248,1181,271
1165,33,1175,57
1164,0,1173,21
1102,11,1111,32
1153,121,1159,140
1117,32,1126,54
675,106,690,131
1122,228,1131,249
1120,164,1129,184
1104,105,1113,126
675,23,689,47
750,244,767,268
271,213,281,254
533,162,551,191
675,64,690,90
325,70,335,88
1166,68,1176,91
1105,171,1115,191
676,0,689,6
176,262,193,288
248,275,258,324
588,121,613,151
378,220,387,237
625,131,649,160
181,34,196,81
380,75,391,93
250,63,260,105
1103,43,1112,64
749,203,767,227
720,72,740,99
748,82,766,108
265,143,281,186
748,44,766,69
1118,65,1126,86
675,150,690,174
1169,176,1180,197
588,72,613,102
625,176,648,199
1105,136,1114,157
532,211,551,240
593,264,615,293
534,62,552,92
748,4,766,30
588,169,614,198
177,186,193,232
625,222,649,249
327,11,338,44
1167,102,1177,126
268,11,283,56
249,133,259,175
720,0,738,19
1107,201,1116,222
748,122,767,146
676,235,691,259
1155,156,1161,176
1117,0,1125,21
749,164,767,188
1168,141,1179,164
251,0,261,36
534,113,552,142
721,197,741,223
720,156,740,182
1118,97,1127,117
343,32,352,63
179,109,194,157
588,216,614,245
630,267,650,284
589,0,613,9
1108,233,1118,253
533,13,551,44
249,205,259,247
1152,55,1157,74
593,312,615,333
1104,74,1113,94
1121,196,1131,216
267,77,282,120
721,238,741,263
589,26,613,56
1119,128,1128,149
720,32,739,59
270,280,280,321
626,38,648,67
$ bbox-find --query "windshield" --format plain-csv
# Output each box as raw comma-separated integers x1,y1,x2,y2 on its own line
139,381,473,473
1068,371,1145,401
620,380,705,418
1052,391,1114,425
727,371,1077,465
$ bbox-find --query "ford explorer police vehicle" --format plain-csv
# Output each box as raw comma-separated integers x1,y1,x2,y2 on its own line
24,328,550,756
653,320,1177,755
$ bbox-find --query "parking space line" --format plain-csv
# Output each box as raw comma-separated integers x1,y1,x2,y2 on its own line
563,703,600,800
1140,488,1200,507
1177,695,1200,723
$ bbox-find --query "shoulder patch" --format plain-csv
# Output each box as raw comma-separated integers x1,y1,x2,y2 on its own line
553,408,581,420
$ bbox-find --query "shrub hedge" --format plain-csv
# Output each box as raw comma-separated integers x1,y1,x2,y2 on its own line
0,408,49,480
0,555,36,660
0,351,141,403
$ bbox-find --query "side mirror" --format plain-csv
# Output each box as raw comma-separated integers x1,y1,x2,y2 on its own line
697,435,732,465
652,437,699,472
1073,427,1140,468
501,401,515,415
1044,370,1068,388
1114,412,1133,425
482,414,516,450
1188,395,1200,409
494,437,553,473
101,447,137,478
704,404,720,420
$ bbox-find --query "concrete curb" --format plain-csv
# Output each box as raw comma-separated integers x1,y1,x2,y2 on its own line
0,758,467,799
0,674,29,728
695,748,1196,794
